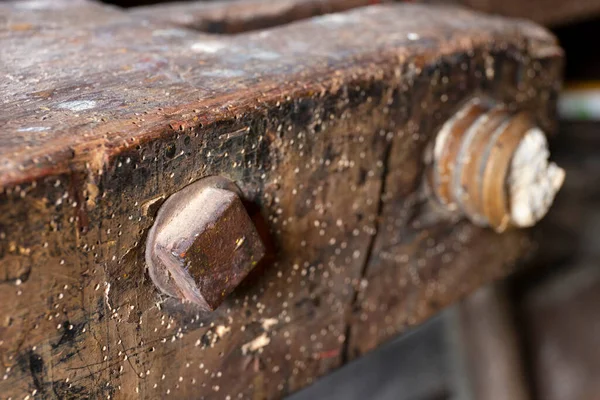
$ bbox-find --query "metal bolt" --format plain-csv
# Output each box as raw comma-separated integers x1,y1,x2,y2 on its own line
428,98,565,232
145,176,265,311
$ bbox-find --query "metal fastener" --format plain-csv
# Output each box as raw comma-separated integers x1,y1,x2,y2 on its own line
428,98,565,232
145,176,265,311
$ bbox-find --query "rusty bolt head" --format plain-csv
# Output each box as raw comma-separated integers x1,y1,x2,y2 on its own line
428,98,565,232
145,176,265,312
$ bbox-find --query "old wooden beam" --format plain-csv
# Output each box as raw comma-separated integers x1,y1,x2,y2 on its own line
0,1,562,398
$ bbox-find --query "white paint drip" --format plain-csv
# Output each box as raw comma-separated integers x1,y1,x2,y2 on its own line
508,128,565,227
104,282,113,310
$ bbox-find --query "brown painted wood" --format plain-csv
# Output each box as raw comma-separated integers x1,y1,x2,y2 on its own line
0,1,562,399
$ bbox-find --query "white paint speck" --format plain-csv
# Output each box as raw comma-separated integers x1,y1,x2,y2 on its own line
314,14,356,26
215,325,230,338
200,70,245,78
241,333,270,355
152,29,189,38
407,33,420,41
251,50,281,61
58,100,96,112
14,0,58,10
261,318,278,331
191,42,227,54
17,126,50,132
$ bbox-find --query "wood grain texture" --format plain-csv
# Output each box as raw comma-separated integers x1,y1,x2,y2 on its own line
0,1,562,399
129,0,380,34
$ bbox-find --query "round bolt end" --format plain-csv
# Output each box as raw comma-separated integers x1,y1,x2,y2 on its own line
429,99,565,232
508,127,565,228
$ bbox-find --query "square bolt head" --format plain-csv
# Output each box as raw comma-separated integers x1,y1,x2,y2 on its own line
180,189,265,310
146,181,265,312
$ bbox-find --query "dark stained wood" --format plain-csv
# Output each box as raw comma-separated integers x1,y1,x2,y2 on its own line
523,263,600,400
460,0,600,26
456,285,530,400
0,1,562,399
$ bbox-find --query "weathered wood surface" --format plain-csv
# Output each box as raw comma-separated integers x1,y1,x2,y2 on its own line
128,0,600,31
129,0,380,34
0,1,562,399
